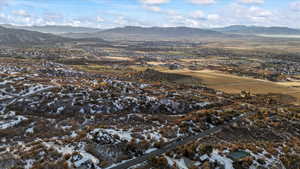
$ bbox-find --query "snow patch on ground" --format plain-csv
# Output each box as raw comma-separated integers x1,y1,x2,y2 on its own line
165,156,189,169
0,115,27,129
24,159,35,169
25,127,34,134
145,148,157,154
43,141,99,168
210,149,234,169
91,128,133,142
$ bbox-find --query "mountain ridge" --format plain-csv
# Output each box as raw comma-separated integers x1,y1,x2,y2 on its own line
61,25,300,40
0,24,102,35
61,26,233,41
213,25,300,35
0,26,69,46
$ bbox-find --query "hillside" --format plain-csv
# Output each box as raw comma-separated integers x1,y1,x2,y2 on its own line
0,24,102,34
62,26,231,41
0,26,69,46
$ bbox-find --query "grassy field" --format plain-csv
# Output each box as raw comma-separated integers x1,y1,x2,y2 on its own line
77,63,300,105
163,69,300,105
277,81,300,88
257,34,300,39
102,56,134,61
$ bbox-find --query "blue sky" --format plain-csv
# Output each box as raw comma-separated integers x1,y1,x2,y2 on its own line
0,0,300,28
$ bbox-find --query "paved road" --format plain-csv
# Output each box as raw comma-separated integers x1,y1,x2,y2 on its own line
1,86,57,106
109,112,255,169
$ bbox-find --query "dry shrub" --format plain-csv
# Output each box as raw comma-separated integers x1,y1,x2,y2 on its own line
265,145,277,156
148,156,168,169
63,154,71,161
280,154,300,169
154,139,166,149
99,160,109,168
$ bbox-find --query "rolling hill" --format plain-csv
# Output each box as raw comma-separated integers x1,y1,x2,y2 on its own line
0,24,102,35
62,26,231,41
0,26,69,46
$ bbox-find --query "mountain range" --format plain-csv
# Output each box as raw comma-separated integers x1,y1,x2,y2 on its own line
0,25,300,46
0,24,102,34
0,26,68,46
213,25,300,35
61,26,235,41
61,25,300,40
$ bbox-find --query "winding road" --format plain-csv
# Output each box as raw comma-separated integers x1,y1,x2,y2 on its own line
1,86,57,106
109,112,255,169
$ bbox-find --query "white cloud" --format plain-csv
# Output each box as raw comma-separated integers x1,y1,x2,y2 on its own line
143,5,161,12
96,16,104,22
168,15,203,27
249,6,272,18
290,1,300,11
140,0,168,14
191,10,205,19
69,20,81,26
165,10,221,28
187,0,216,5
239,0,264,4
190,10,220,22
139,0,169,5
219,4,275,26
12,10,30,17
0,0,299,29
207,14,220,20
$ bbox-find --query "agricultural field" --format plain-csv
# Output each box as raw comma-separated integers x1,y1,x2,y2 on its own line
163,69,300,105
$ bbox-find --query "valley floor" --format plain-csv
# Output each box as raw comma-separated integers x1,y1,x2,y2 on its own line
0,57,299,169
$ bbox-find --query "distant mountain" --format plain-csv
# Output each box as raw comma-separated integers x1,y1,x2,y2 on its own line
101,26,223,36
213,25,300,35
0,24,102,35
63,26,230,41
0,26,68,46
